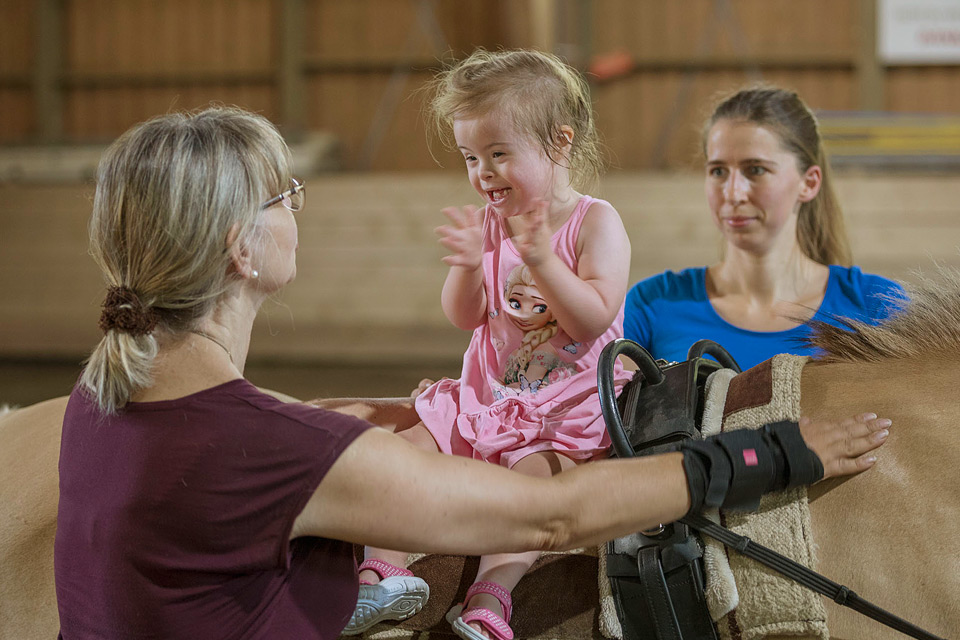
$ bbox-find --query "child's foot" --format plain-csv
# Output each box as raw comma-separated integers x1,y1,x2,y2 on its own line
342,559,429,636
447,581,514,640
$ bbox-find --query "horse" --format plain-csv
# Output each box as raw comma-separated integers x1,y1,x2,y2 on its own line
2,271,958,639
0,396,65,639
790,270,959,639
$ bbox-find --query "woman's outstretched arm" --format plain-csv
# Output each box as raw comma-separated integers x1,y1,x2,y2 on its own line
292,413,890,554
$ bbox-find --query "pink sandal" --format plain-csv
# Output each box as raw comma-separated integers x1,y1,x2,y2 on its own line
357,558,412,585
447,581,514,640
342,559,429,636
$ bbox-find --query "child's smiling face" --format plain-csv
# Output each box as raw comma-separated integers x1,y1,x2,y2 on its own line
453,112,557,219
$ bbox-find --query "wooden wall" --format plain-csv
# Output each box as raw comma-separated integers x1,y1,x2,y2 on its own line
589,0,862,169
0,0,34,141
4,1,960,169
3,172,958,364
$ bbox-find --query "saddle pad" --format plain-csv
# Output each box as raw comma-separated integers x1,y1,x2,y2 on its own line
714,354,828,640
700,368,739,621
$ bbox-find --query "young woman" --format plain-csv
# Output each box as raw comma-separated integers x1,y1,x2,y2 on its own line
625,87,904,370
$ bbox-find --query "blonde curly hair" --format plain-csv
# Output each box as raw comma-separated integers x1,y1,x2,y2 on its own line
428,48,603,193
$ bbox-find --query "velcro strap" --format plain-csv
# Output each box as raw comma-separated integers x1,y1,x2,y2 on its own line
465,581,513,622
762,420,824,488
357,558,413,581
681,420,814,514
459,607,514,640
715,429,776,511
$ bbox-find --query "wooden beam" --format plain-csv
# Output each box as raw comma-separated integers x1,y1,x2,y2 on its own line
301,55,443,74
279,0,306,137
529,0,557,52
0,72,32,89
62,70,274,89
576,0,593,69
592,52,855,79
34,0,63,142
857,0,885,110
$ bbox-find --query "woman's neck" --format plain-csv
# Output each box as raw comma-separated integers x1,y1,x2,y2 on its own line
130,286,260,402
710,244,827,305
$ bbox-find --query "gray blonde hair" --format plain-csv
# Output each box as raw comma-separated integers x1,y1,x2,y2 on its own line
704,86,852,266
428,48,603,193
81,106,292,413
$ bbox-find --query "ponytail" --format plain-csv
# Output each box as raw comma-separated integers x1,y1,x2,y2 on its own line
81,331,158,414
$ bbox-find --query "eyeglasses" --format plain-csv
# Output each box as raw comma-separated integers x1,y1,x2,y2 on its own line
261,177,305,212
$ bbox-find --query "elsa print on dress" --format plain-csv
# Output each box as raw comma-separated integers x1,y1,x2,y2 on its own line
501,265,577,394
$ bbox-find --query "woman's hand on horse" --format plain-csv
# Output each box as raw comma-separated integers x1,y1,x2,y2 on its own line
799,412,890,480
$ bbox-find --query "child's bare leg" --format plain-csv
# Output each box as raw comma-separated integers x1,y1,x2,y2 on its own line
359,423,441,583
464,451,578,637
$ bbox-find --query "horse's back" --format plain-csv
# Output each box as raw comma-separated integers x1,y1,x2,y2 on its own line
801,360,959,640
0,396,68,639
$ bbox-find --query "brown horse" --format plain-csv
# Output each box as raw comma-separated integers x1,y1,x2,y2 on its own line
796,270,960,639
2,272,958,639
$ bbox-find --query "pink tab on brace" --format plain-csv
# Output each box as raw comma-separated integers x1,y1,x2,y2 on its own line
743,448,759,467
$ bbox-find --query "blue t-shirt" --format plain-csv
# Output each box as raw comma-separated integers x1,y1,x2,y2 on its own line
624,265,904,371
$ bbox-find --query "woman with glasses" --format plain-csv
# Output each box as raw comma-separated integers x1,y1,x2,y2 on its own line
53,106,889,639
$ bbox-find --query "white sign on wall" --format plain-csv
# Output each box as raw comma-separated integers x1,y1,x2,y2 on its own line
879,0,960,64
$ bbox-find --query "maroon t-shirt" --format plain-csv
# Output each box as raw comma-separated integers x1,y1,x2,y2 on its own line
55,379,372,639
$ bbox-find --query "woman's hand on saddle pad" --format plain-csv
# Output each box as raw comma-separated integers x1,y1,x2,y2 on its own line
798,412,890,480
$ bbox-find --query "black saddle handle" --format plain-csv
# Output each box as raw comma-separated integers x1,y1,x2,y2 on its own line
686,339,742,373
597,338,663,459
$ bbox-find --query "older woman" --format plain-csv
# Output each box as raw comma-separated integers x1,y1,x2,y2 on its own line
625,87,904,370
54,107,889,639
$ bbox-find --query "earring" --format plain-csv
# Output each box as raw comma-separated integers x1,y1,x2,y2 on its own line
251,270,259,279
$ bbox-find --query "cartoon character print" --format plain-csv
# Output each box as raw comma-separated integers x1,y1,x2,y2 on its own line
498,265,577,396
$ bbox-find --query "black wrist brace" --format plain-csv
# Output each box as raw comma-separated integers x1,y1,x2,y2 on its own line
681,420,824,514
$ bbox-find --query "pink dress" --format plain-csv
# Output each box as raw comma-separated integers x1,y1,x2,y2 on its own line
415,195,633,469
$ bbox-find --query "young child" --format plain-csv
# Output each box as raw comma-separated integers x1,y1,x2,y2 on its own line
344,48,633,640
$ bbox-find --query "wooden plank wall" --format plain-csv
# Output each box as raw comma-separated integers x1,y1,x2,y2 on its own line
3,173,959,364
62,0,277,140
590,0,861,169
0,0,34,141
4,1,960,168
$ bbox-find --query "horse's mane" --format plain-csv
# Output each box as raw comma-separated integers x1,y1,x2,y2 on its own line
808,264,960,363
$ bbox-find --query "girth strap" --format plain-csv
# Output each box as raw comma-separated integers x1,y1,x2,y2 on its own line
638,547,683,640
606,535,718,640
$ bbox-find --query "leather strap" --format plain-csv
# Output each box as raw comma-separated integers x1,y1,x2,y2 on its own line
637,546,682,640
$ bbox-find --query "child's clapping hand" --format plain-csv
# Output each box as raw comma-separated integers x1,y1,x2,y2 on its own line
436,205,484,270
514,199,554,267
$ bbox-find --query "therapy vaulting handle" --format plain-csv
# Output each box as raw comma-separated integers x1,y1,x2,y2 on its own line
598,338,664,459
686,339,742,373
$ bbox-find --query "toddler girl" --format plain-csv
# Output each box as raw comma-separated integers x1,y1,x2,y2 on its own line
345,48,633,640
